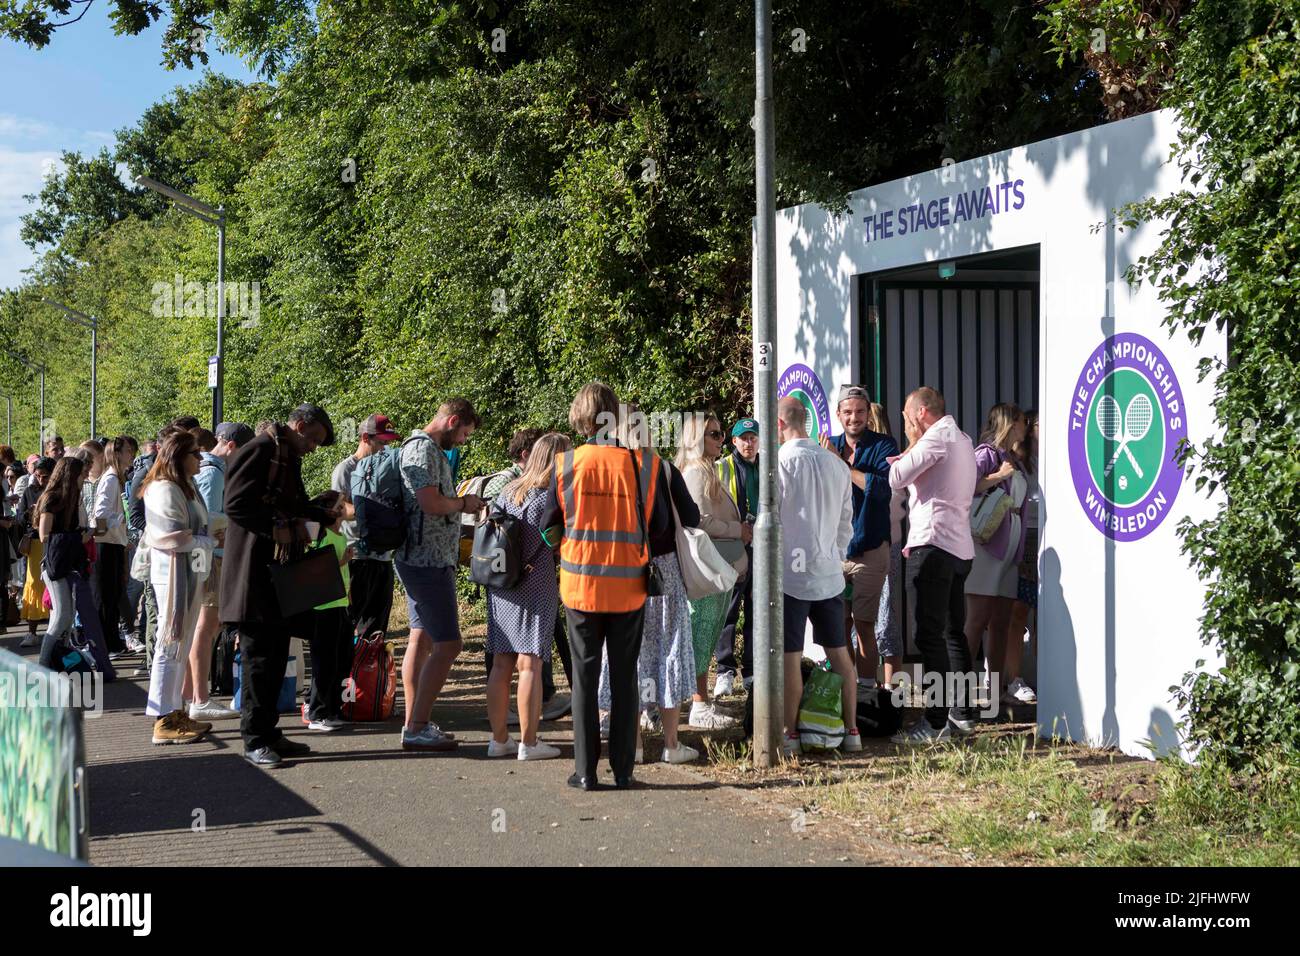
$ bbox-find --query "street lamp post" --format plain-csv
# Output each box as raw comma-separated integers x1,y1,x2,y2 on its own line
4,350,46,442
752,0,783,768
44,300,98,439
134,175,226,429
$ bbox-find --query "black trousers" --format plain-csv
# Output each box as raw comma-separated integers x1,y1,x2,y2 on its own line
94,543,127,652
349,558,394,638
235,616,291,751
567,605,645,781
308,605,355,721
715,556,754,677
906,544,976,727
485,609,575,700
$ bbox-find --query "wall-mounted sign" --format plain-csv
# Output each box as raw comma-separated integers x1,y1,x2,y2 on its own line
777,363,832,442
1068,332,1189,542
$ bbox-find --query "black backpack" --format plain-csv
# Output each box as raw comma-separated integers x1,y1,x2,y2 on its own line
468,506,528,589
210,626,238,697
856,685,904,737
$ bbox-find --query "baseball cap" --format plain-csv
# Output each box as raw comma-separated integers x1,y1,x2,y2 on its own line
25,454,39,467
361,414,400,441
731,418,759,438
215,422,256,447
837,385,872,405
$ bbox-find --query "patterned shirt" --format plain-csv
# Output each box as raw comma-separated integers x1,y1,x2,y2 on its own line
398,430,458,568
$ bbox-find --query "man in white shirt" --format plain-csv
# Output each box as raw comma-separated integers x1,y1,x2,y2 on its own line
777,396,860,756
887,386,979,743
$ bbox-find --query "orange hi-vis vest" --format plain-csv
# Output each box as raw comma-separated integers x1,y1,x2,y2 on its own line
556,442,660,614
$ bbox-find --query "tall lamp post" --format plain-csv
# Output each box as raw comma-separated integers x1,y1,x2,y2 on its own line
44,300,98,439
4,350,46,444
134,175,226,429
752,0,783,768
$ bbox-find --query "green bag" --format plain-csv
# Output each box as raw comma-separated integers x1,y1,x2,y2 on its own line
797,660,844,752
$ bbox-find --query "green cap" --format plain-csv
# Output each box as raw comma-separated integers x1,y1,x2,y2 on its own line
731,418,759,437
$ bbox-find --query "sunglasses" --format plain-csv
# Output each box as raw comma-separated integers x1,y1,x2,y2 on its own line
705,430,724,440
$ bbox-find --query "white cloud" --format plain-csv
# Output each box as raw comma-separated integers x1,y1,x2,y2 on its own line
0,146,63,289
0,114,56,140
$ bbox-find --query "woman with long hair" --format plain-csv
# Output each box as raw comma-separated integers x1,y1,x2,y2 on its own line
484,431,572,761
1005,410,1039,704
93,437,132,656
141,431,217,745
35,457,92,671
677,412,748,731
966,402,1029,707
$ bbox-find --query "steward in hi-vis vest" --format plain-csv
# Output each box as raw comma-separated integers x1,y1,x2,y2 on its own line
554,442,659,613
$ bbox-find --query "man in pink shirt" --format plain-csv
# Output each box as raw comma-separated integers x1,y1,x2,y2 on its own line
887,386,979,743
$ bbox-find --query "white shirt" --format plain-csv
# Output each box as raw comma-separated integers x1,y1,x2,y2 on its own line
778,438,853,601
93,471,129,547
888,415,977,560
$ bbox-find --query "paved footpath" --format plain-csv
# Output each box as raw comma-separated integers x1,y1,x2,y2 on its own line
3,623,907,866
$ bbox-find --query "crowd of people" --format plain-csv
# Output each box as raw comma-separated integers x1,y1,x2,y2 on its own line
0,378,1040,785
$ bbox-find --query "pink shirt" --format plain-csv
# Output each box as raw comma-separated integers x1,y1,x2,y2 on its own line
888,415,976,560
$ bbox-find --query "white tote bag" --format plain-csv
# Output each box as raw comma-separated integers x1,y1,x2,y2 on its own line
665,461,738,600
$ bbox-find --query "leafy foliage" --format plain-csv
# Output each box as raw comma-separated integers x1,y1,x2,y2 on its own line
1103,0,1300,765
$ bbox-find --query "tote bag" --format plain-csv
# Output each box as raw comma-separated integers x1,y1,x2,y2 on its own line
666,462,738,600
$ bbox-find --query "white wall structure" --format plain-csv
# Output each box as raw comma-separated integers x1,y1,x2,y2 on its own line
771,109,1222,758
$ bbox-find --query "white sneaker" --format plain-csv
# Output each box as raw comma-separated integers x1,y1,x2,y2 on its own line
841,728,863,752
190,699,239,720
639,709,661,733
712,672,736,697
661,743,699,764
688,701,738,730
1007,678,1038,704
307,719,340,732
19,633,37,648
517,740,560,761
780,733,801,757
125,635,145,654
487,736,519,757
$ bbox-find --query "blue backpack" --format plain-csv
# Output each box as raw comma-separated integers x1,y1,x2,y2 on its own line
350,435,426,556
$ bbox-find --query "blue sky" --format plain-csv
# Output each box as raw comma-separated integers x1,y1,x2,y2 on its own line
0,2,257,289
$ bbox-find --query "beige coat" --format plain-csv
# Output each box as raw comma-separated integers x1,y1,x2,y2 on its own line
681,461,748,577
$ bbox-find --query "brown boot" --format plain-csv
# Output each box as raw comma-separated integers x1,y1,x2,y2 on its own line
176,709,213,735
152,711,204,745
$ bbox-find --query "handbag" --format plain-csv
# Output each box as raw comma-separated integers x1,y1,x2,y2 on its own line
665,461,739,600
627,449,664,597
970,487,1014,544
268,545,346,618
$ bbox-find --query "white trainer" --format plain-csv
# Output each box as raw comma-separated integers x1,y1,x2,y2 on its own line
712,672,736,697
517,740,560,761
780,733,801,757
688,701,738,730
487,736,519,757
1006,678,1038,704
660,743,700,764
307,719,339,732
841,728,864,752
190,699,239,721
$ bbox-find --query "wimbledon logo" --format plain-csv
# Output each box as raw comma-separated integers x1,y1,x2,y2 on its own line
777,363,832,442
1068,332,1188,542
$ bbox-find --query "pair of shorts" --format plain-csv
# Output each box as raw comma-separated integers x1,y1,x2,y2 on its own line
782,592,846,654
200,556,222,609
394,561,461,642
842,541,890,628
